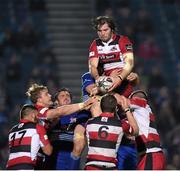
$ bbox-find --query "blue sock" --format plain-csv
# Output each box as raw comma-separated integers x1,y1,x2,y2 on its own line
69,152,80,170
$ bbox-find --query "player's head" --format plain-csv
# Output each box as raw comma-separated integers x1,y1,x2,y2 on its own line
100,94,117,113
92,16,116,42
20,104,38,122
129,90,148,100
26,83,53,106
92,16,116,32
54,88,72,106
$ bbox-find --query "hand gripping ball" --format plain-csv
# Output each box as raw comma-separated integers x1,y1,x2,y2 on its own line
96,76,113,94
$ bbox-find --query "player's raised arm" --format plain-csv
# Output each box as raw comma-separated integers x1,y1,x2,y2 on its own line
89,54,100,80
115,95,139,136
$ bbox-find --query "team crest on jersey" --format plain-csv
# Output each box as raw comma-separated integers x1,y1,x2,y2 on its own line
110,46,118,51
97,47,103,52
70,117,77,123
101,117,108,122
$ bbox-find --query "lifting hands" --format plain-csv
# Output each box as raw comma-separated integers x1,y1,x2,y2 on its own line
79,96,99,110
114,94,139,136
115,95,131,111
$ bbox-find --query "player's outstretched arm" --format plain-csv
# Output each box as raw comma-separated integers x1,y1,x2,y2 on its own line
46,97,95,119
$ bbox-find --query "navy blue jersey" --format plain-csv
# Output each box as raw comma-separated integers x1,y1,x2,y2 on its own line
49,110,90,151
81,72,95,101
59,110,91,129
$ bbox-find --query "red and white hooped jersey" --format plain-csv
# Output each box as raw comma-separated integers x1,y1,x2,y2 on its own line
130,97,163,154
85,112,132,167
89,34,133,76
6,119,50,169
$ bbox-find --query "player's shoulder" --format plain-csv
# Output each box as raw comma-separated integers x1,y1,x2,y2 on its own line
119,35,131,41
9,123,19,133
90,38,98,46
90,38,103,47
82,72,91,79
86,117,97,124
87,115,103,124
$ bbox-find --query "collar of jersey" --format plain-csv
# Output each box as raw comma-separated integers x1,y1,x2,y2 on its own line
35,104,46,109
102,33,116,45
20,119,33,123
130,97,147,107
100,112,114,117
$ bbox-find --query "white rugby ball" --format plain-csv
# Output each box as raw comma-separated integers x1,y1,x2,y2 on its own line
96,76,113,94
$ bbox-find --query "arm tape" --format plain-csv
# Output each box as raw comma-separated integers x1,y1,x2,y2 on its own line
123,53,134,74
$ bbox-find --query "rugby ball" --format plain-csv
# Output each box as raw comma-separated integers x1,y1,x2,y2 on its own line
96,76,113,94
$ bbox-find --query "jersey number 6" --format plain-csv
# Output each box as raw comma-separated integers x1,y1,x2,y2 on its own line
98,126,109,139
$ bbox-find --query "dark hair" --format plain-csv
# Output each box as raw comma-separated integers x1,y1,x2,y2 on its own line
92,16,116,31
100,94,117,113
129,90,148,100
20,104,37,119
54,87,72,101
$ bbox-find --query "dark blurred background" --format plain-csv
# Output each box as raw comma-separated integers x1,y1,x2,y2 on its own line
0,0,179,169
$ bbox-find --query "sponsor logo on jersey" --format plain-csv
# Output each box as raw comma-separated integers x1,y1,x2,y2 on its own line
100,54,116,60
125,44,133,51
89,51,95,57
101,117,108,122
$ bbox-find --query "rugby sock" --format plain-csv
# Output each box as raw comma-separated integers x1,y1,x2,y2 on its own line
69,152,80,170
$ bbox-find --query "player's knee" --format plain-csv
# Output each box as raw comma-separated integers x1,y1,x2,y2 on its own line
73,144,84,156
74,133,85,147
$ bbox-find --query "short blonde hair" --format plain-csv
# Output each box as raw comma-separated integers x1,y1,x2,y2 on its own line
26,83,47,103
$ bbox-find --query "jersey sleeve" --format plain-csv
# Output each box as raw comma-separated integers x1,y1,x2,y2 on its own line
37,107,49,119
121,119,133,134
119,36,133,54
36,124,50,147
31,133,41,160
89,40,98,60
82,72,95,91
